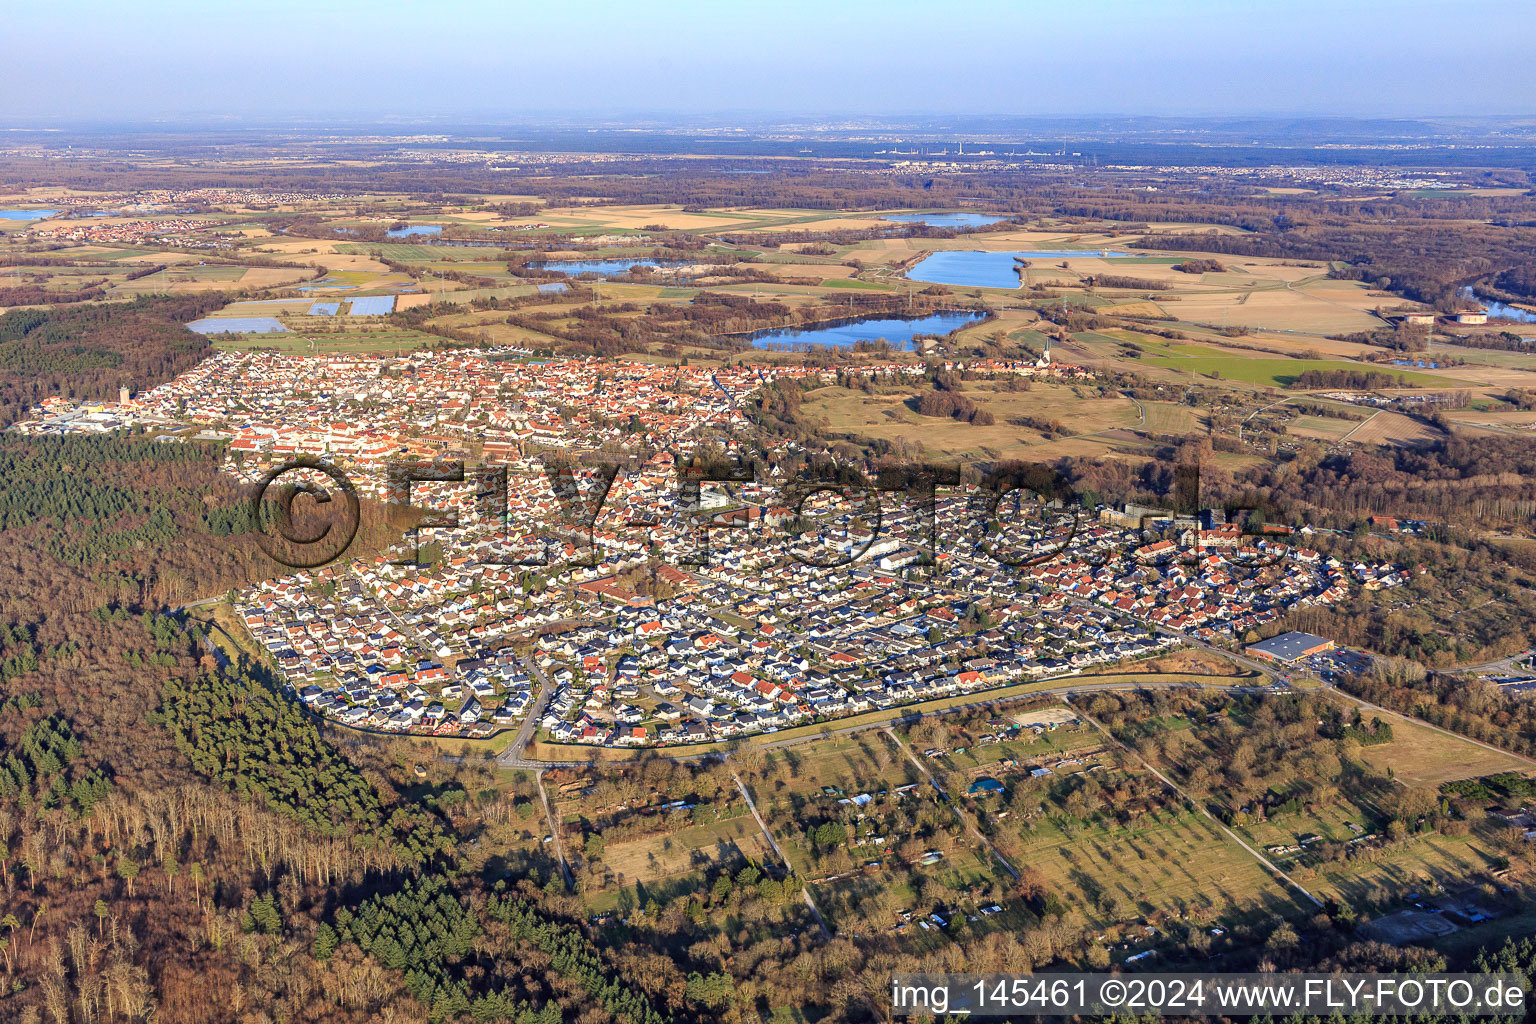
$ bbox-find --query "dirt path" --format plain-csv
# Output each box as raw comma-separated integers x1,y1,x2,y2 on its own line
883,727,1021,881
1068,698,1324,910
734,772,832,937
535,769,574,891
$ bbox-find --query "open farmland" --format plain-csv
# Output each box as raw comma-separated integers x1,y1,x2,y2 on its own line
1344,706,1536,786
1082,333,1459,388
1339,410,1446,445
798,381,1145,459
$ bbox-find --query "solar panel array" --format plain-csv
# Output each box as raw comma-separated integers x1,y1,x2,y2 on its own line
347,296,396,316
186,317,291,335
308,302,341,316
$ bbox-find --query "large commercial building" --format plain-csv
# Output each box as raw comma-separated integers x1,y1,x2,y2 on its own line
1246,631,1335,664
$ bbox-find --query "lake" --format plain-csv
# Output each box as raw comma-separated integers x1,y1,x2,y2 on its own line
1459,286,1536,324
741,310,986,351
526,258,688,277
386,224,443,238
0,209,60,220
885,213,1007,229
906,249,1152,288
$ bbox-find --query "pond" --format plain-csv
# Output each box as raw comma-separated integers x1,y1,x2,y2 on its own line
526,257,688,276
0,209,60,220
906,249,1152,288
386,224,443,238
1459,286,1536,324
741,309,986,351
884,212,1007,229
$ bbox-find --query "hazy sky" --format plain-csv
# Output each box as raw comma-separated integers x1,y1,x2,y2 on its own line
7,0,1535,122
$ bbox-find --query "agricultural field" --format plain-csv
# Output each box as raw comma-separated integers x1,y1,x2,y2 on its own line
797,381,1146,460
1346,709,1535,787
209,328,444,355
1338,410,1446,446
1080,333,1457,388
4,186,1527,486
516,683,1536,965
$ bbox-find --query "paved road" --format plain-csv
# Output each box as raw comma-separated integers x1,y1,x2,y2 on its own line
168,598,236,668
192,626,231,669
169,596,222,614
1068,696,1325,910
883,727,1021,881
499,654,558,769
942,549,1284,688
1049,590,1284,685
1237,396,1293,444
1448,649,1533,676
1124,391,1146,428
491,674,1272,773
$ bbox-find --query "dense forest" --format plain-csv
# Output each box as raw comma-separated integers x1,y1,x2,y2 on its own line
0,297,220,427
0,429,690,1022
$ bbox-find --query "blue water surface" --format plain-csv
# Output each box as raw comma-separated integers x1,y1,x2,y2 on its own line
386,225,443,238
526,258,687,277
907,249,1152,288
885,213,1007,229
743,310,985,351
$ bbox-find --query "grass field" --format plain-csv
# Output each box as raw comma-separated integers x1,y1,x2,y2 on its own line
211,329,442,354
1287,414,1359,439
594,813,769,888
1002,797,1314,927
925,721,1105,776
1340,704,1536,786
1303,831,1501,909
1339,410,1445,445
1139,401,1206,433
798,381,1143,459
1087,333,1458,388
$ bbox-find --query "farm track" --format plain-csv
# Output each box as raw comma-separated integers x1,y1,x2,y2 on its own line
535,768,575,891
883,726,1022,881
1067,698,1325,910
734,772,832,937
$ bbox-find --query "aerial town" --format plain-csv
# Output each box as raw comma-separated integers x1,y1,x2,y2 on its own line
8,2,1536,1017
14,346,1407,748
